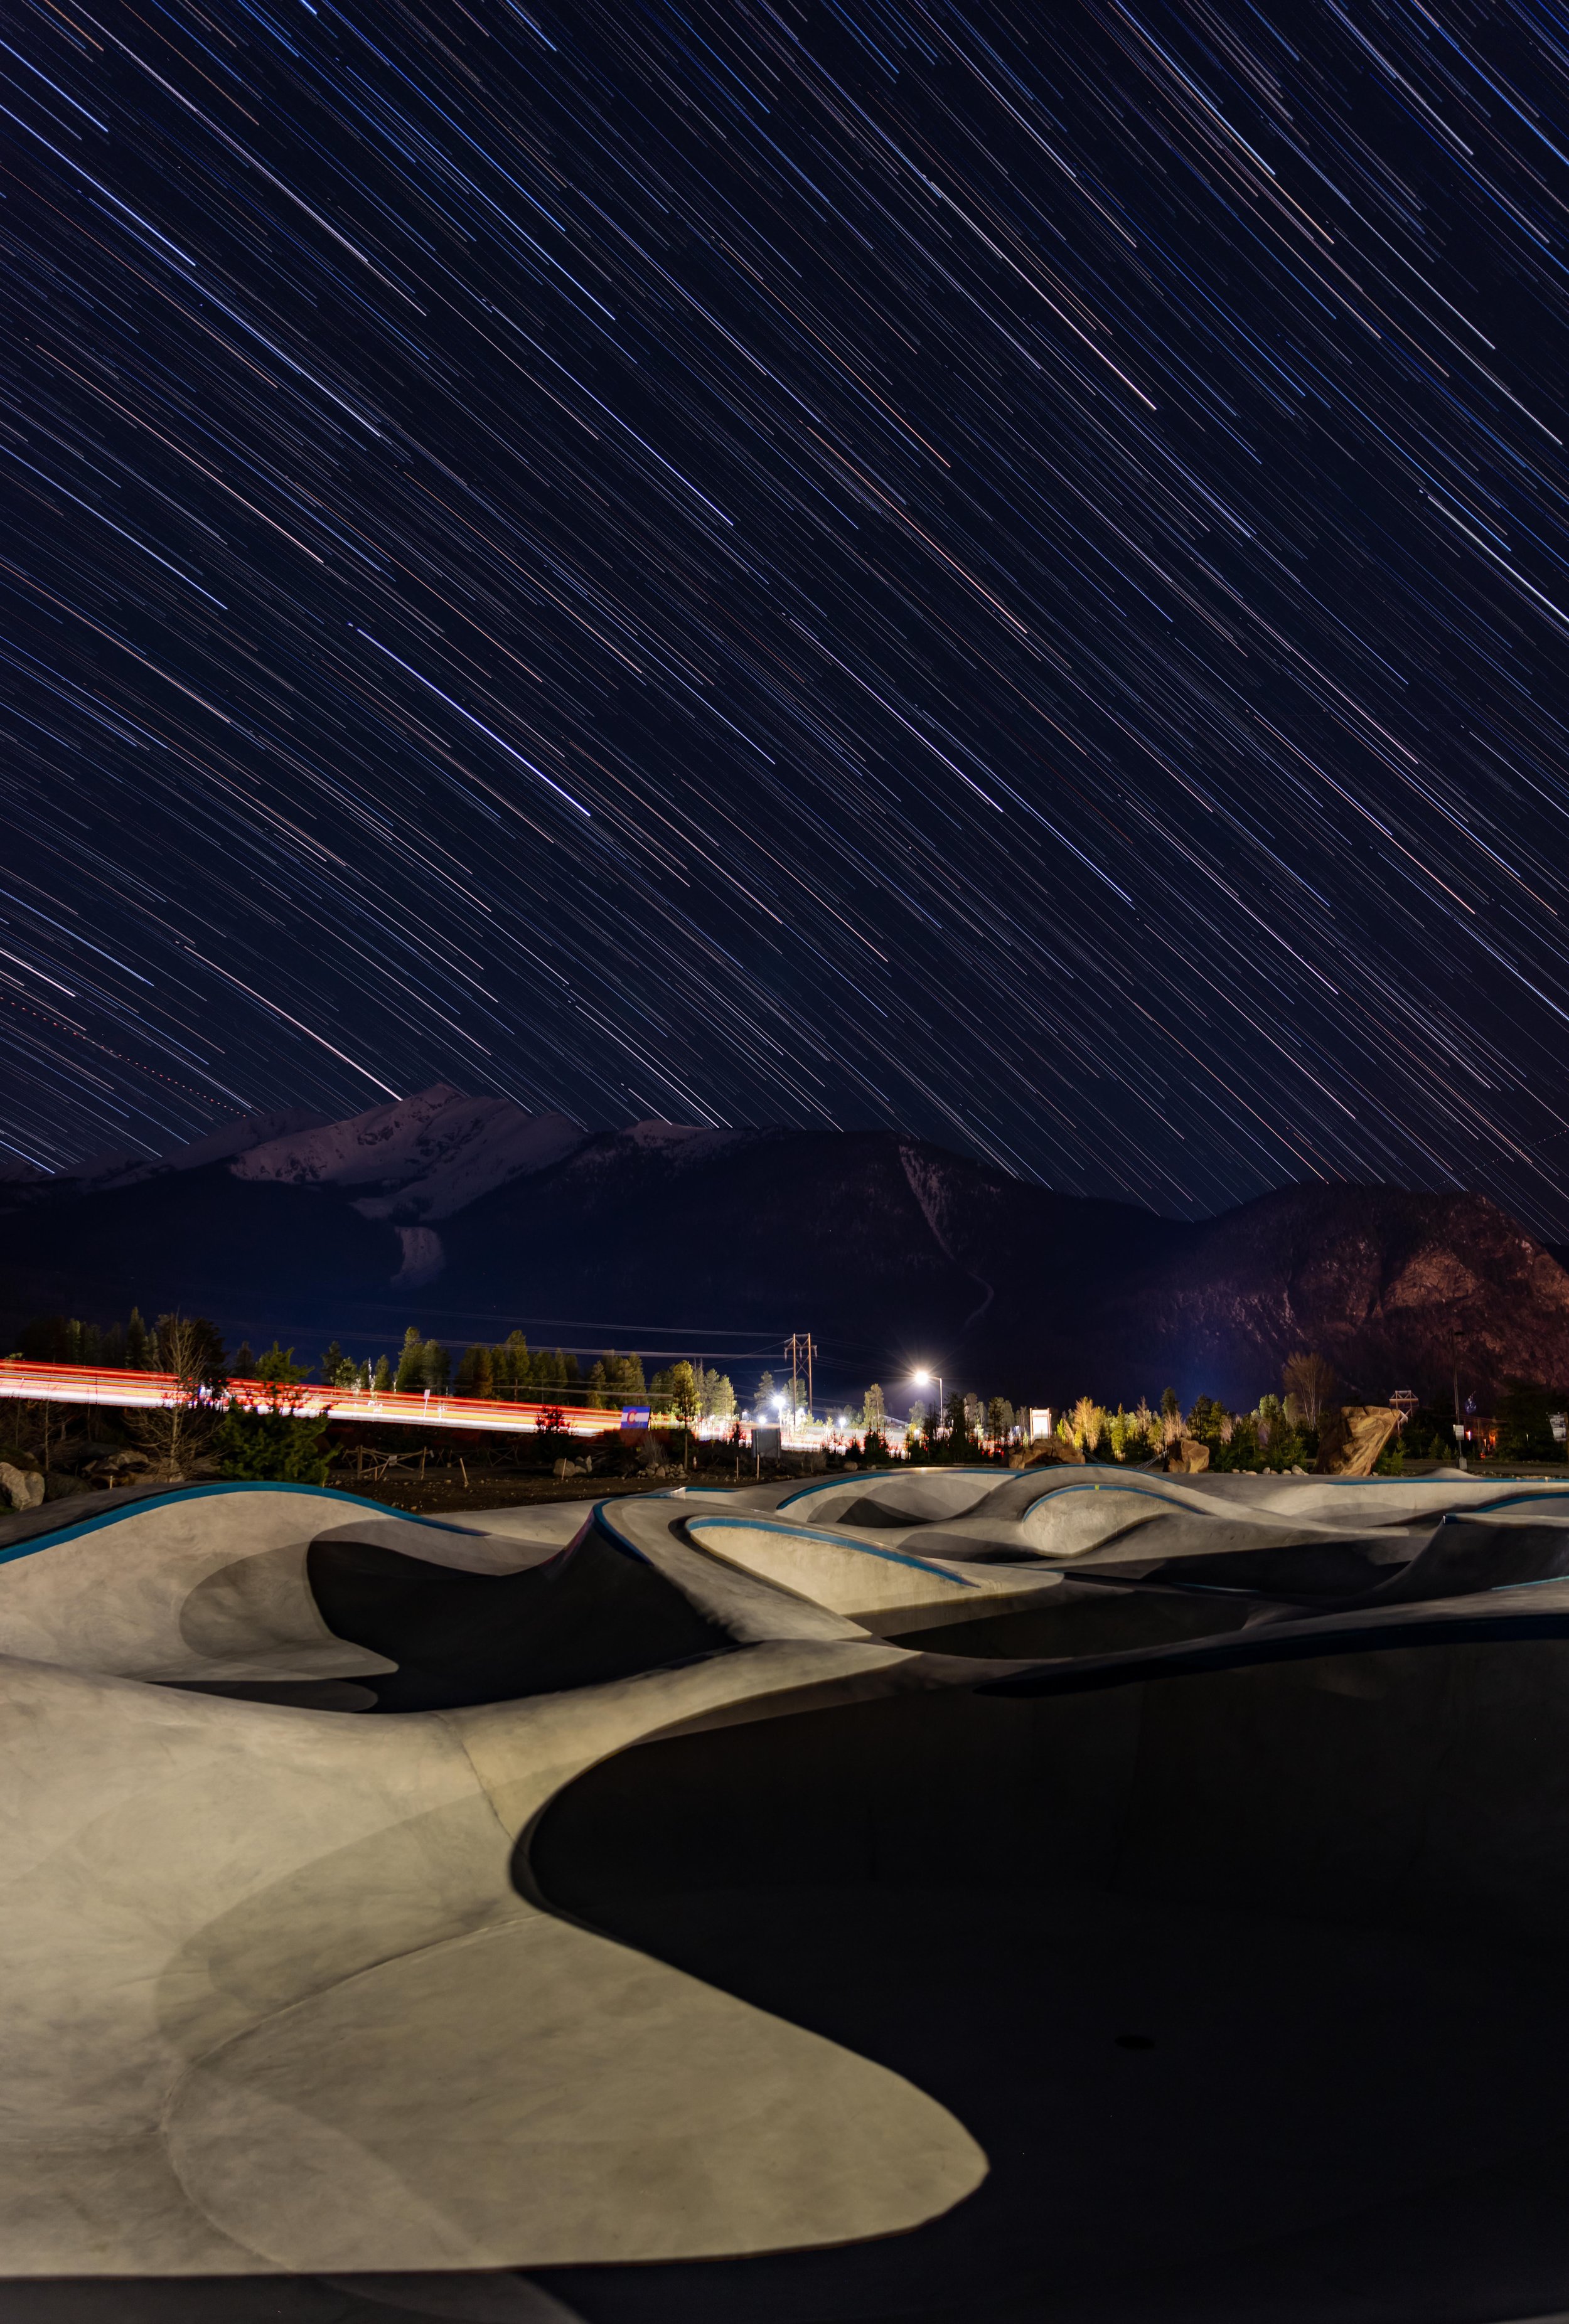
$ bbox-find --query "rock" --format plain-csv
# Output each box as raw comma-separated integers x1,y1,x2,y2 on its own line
0,1463,45,1511
43,1475,90,1502
1010,1437,1085,1469
83,1453,149,1486
1317,1405,1400,1478
1166,1439,1211,1474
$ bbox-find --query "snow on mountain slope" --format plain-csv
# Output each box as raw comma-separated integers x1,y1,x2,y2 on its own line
232,1084,589,1219
112,1110,335,1186
47,1110,336,1193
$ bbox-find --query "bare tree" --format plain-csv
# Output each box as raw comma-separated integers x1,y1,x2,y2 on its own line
1282,1350,1339,1427
12,1399,72,1479
125,1313,223,1481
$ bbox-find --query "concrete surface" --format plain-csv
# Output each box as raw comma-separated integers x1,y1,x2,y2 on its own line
7,1468,1569,2319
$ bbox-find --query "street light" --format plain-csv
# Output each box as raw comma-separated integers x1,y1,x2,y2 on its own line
910,1368,944,1456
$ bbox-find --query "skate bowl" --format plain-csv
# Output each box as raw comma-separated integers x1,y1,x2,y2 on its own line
6,1471,1569,2321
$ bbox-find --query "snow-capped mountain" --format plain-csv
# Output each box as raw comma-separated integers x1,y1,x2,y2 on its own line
231,1085,589,1220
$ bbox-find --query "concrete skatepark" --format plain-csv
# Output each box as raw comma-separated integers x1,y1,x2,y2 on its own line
5,1469,1569,2319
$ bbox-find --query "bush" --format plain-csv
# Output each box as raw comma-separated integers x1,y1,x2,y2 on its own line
213,1351,330,1483
1493,1379,1566,1464
212,1402,331,1483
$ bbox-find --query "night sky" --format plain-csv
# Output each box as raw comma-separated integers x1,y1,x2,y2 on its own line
8,2,1569,1230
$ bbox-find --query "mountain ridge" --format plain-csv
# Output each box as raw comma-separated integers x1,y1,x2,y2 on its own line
3,1089,1567,1407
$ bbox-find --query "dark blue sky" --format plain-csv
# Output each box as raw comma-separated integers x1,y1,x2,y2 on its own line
8,0,1569,1228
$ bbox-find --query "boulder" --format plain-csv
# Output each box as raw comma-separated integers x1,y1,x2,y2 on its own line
1317,1405,1400,1478
1010,1436,1085,1469
0,1463,45,1511
1166,1439,1211,1474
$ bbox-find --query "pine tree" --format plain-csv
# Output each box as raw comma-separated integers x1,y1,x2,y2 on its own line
756,1368,776,1414
232,1341,256,1378
373,1355,392,1392
863,1383,887,1437
319,1341,347,1385
395,1328,424,1392
126,1308,151,1369
667,1361,701,1427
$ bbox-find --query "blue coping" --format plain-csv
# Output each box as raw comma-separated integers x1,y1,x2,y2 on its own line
1438,1491,1569,1516
687,1513,978,1586
586,1498,654,1564
0,1479,481,1569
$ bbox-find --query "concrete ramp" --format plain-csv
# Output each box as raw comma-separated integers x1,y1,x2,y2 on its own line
779,1468,1003,1527
0,1641,983,2276
0,1484,413,1684
682,1512,1063,1633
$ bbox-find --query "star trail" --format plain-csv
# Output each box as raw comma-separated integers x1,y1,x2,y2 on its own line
8,0,1569,1229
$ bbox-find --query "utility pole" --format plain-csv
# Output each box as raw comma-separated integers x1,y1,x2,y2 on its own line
784,1333,818,1430
1452,1339,1467,1472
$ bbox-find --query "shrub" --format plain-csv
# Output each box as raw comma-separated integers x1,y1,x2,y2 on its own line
212,1402,331,1483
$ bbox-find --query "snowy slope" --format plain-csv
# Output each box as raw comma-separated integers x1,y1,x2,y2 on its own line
232,1084,589,1220
55,1111,336,1193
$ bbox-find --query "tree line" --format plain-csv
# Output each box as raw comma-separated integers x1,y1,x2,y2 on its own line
9,1310,751,1425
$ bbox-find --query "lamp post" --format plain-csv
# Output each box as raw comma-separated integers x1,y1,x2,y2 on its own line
911,1367,943,1453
